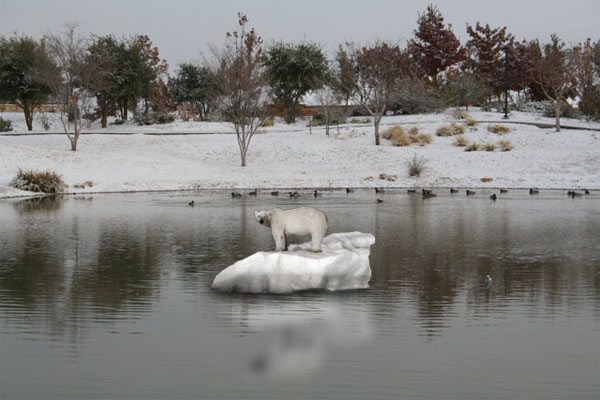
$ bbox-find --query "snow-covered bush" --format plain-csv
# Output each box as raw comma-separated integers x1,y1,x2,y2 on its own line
453,135,468,147
498,140,513,151
10,169,67,193
487,124,510,134
0,116,13,132
133,111,175,125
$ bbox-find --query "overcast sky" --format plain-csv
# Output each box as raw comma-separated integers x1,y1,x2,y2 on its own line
2,0,599,72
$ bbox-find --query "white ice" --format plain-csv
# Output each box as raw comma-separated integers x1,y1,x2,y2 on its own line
211,232,375,294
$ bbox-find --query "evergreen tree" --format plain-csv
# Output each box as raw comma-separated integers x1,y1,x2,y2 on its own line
0,34,58,130
170,63,220,120
264,42,328,123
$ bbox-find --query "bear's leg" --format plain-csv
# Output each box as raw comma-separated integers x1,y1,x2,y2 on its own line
309,233,324,253
273,230,286,251
284,233,288,251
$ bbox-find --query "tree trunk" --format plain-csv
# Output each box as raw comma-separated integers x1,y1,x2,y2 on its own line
554,100,561,132
374,116,381,145
101,107,108,128
240,147,247,167
23,102,34,131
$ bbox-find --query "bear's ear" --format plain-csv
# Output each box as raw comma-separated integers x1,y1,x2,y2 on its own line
254,210,259,217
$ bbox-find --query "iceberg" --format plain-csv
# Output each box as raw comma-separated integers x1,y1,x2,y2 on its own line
211,232,375,294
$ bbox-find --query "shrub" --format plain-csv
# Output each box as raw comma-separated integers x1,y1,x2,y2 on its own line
391,80,444,115
134,112,175,125
260,117,275,127
415,133,433,146
406,154,428,177
464,117,478,127
484,142,496,151
480,100,504,112
350,118,371,124
498,140,513,151
309,110,346,126
436,122,465,136
10,169,67,193
381,125,405,140
487,124,510,134
408,126,419,136
454,135,468,147
36,113,51,131
465,142,480,152
0,116,13,132
111,118,125,125
452,109,469,119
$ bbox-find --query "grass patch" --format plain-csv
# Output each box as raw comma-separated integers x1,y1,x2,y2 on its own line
498,140,514,151
10,169,67,193
452,109,469,119
436,122,466,136
484,142,496,151
465,142,480,152
487,124,510,134
406,154,429,177
454,135,468,147
464,117,478,127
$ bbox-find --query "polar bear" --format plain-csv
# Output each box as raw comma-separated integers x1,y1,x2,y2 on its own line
254,207,328,252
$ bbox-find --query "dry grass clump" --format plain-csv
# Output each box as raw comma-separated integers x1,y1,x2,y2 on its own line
454,135,469,147
498,140,514,151
464,117,479,127
10,169,67,193
465,142,480,152
484,142,497,152
260,118,275,127
406,154,429,177
383,125,433,147
436,122,466,136
452,109,469,119
487,124,510,134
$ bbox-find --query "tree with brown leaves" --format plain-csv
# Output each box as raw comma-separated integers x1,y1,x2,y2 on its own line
217,13,271,166
408,4,465,85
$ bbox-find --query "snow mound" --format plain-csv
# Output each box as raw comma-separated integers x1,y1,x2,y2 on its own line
211,232,375,294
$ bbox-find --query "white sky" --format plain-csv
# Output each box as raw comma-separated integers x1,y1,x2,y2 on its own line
2,0,599,72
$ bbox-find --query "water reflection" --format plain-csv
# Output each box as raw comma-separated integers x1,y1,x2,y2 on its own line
0,191,599,399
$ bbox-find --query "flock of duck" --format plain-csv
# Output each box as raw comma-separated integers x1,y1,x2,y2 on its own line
186,188,591,206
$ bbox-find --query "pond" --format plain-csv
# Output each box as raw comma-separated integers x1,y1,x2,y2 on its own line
1,190,599,399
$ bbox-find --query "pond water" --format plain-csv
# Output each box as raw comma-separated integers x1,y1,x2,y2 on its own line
1,190,599,399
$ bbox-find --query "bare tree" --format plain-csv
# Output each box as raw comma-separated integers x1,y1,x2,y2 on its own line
529,35,576,132
215,13,271,167
46,22,96,151
342,41,408,145
312,74,344,136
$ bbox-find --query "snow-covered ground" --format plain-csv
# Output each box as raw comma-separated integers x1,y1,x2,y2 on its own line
1,108,599,198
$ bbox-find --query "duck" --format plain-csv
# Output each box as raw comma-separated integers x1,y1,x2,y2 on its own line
346,188,354,194
271,191,279,196
466,190,476,196
289,191,300,198
407,189,417,194
584,189,590,195
529,188,539,195
248,190,257,196
314,190,321,198
376,198,383,203
485,275,493,287
375,188,384,194
422,189,432,196
500,188,508,193
188,200,195,206
231,192,242,198
450,188,459,193
490,193,497,201
422,190,437,199
570,191,583,198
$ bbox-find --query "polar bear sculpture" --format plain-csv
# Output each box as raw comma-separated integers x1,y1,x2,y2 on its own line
254,207,328,252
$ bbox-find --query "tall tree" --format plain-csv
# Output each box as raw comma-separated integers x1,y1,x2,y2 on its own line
528,35,577,132
46,22,97,151
217,13,271,167
464,22,515,96
133,35,169,116
87,34,120,128
344,41,408,145
263,42,328,123
571,39,600,120
0,34,58,130
170,63,220,120
408,4,465,84
333,46,357,111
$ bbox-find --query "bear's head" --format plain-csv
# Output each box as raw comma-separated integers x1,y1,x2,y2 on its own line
254,210,271,227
